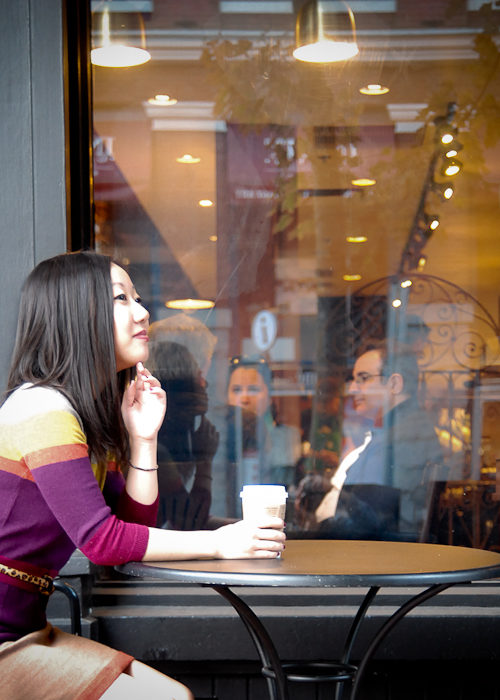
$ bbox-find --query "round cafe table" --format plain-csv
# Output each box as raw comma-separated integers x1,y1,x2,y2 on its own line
118,540,500,700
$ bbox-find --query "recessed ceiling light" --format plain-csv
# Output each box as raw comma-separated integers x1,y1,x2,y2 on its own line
346,236,367,243
147,94,178,106
359,83,389,96
400,279,412,288
351,178,376,187
176,154,201,164
392,299,402,308
165,298,215,310
343,274,362,282
209,235,218,242
199,199,213,207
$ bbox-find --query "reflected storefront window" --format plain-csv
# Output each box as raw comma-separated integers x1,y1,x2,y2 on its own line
91,0,500,547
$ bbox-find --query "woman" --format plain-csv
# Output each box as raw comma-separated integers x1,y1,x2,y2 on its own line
0,251,285,699
226,357,301,498
148,339,218,530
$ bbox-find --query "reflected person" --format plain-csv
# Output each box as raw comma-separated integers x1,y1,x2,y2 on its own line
315,339,443,540
148,339,219,530
148,312,218,380
227,356,301,488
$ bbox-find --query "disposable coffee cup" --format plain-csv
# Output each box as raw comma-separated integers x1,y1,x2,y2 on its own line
240,484,288,522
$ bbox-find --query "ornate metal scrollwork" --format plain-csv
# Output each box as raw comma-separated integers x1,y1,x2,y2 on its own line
349,273,500,371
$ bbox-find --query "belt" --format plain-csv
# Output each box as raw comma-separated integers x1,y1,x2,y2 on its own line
0,563,54,595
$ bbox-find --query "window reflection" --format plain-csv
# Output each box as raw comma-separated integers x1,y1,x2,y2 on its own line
91,0,500,548
225,356,301,515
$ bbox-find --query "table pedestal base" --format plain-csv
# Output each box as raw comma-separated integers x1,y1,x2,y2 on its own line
212,582,452,700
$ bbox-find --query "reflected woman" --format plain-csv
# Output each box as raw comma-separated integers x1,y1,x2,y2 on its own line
226,356,301,514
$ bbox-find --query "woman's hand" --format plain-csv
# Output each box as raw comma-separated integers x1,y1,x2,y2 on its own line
212,517,285,559
122,362,167,442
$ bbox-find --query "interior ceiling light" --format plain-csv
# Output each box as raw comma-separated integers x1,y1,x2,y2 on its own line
417,255,427,270
432,182,454,200
165,298,215,311
147,94,177,106
392,299,402,308
444,141,462,158
346,235,367,243
441,159,462,177
176,154,201,164
359,83,389,96
439,129,456,146
209,235,218,242
400,279,412,288
424,214,440,231
343,273,362,281
293,0,359,64
440,131,454,145
434,102,459,148
91,5,151,68
199,199,214,207
351,178,376,187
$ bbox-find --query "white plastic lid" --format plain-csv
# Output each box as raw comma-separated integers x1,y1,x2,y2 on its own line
240,484,288,500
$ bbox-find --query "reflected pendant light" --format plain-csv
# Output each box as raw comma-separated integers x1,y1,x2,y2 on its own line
293,0,359,63
91,4,151,68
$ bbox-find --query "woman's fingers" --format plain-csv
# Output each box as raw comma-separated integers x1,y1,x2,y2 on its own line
136,362,162,392
123,376,138,407
214,519,286,559
122,364,166,440
253,516,285,531
251,523,286,554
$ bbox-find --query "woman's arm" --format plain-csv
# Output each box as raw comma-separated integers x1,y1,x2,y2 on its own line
122,364,285,560
121,363,165,506
144,516,285,561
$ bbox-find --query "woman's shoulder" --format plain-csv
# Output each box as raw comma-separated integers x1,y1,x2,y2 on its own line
0,383,79,425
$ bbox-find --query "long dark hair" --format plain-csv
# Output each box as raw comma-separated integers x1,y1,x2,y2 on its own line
7,250,132,465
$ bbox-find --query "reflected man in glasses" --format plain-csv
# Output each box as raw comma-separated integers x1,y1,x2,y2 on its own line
314,339,443,541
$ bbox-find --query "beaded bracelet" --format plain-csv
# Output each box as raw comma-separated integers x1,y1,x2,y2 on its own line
129,462,159,472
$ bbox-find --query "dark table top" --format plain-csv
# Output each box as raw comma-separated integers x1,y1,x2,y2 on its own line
117,540,500,588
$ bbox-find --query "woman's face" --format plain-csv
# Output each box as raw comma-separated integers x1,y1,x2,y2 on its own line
111,263,150,372
227,367,270,416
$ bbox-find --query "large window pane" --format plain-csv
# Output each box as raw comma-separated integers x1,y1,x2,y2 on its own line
91,0,500,546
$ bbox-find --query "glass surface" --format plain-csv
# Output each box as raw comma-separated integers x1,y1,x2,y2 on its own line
91,0,500,547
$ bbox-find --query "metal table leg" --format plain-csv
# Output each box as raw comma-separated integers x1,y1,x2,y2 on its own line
335,586,380,700
212,584,290,700
211,584,365,700
350,582,452,699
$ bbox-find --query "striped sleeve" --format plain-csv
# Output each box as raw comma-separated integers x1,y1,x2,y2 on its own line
7,386,151,565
